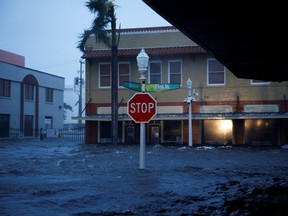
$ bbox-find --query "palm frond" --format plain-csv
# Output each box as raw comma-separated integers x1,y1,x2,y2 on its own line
78,0,117,52
77,30,93,53
86,0,107,14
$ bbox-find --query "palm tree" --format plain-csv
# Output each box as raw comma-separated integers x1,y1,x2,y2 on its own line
78,0,119,145
63,102,73,121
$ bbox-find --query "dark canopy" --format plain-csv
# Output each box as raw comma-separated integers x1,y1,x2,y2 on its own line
143,0,288,82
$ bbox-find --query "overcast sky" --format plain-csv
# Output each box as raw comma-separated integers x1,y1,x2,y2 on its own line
0,0,170,85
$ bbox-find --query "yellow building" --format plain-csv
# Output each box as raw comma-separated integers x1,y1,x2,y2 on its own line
79,26,288,146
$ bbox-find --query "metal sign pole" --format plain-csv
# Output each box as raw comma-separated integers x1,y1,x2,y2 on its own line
139,120,146,169
139,81,146,169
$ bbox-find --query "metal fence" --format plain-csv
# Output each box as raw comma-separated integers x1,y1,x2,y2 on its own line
0,127,85,142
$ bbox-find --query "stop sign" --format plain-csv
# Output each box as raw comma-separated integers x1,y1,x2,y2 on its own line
127,93,157,123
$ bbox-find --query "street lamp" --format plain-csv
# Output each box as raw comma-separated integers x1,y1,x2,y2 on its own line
137,48,149,92
184,78,198,147
136,48,149,169
187,78,193,146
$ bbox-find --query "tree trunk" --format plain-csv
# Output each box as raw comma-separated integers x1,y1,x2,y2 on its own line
111,16,118,145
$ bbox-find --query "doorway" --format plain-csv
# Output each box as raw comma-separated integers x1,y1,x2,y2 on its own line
150,125,160,144
126,125,136,144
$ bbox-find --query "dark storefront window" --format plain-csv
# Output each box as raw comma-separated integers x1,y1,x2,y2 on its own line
100,121,122,143
245,119,278,145
164,120,181,143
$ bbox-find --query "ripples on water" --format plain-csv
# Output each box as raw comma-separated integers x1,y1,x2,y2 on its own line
1,140,288,215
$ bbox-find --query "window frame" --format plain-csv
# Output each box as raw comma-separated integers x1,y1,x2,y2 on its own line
98,62,111,88
0,78,11,97
148,61,162,84
24,83,34,100
118,62,130,88
250,80,271,85
207,58,226,86
168,60,182,85
45,116,53,129
45,88,53,103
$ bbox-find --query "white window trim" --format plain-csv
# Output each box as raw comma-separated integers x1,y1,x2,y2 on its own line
118,62,130,88
168,59,182,85
98,62,111,88
250,80,271,85
148,61,162,84
207,58,226,86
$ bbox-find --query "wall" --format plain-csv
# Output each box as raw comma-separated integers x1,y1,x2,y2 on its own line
0,62,65,130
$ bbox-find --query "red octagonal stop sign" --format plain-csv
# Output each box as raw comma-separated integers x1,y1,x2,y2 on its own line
127,93,157,123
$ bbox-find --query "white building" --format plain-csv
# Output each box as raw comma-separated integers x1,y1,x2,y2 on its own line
64,84,85,126
0,61,64,138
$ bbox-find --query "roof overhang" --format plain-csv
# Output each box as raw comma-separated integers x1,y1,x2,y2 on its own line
83,46,205,59
143,0,288,82
72,112,288,121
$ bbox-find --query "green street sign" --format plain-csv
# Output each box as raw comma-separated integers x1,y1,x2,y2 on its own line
146,83,180,92
123,81,180,92
123,81,142,91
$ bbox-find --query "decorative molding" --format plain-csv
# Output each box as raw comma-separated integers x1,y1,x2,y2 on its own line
201,105,232,113
244,104,279,112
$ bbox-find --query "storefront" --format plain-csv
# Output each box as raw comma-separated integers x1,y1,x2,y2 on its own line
79,112,288,146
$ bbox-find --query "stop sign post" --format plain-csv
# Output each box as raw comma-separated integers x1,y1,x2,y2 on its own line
127,92,157,169
128,93,157,123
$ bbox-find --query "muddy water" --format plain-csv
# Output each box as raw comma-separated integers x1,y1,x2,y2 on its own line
1,140,288,215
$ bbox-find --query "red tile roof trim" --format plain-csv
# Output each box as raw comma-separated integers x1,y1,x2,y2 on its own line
105,26,177,34
83,46,206,59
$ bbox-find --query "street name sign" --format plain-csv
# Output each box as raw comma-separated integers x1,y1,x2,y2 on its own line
123,81,180,92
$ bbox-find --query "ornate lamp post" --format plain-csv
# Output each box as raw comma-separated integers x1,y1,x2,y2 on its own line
187,78,193,146
136,48,149,169
185,78,198,147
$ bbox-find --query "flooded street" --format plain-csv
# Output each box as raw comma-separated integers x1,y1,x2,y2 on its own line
1,140,288,215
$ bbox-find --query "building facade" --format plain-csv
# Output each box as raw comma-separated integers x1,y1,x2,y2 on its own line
79,26,288,146
0,60,64,138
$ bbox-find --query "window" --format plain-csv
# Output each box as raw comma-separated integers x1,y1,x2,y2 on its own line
119,62,130,87
245,119,277,145
169,60,182,84
149,61,161,84
99,121,122,142
45,88,53,102
204,120,232,145
99,63,111,87
0,79,10,97
45,116,53,129
0,114,10,138
207,59,225,85
25,84,34,100
164,120,182,142
24,115,33,136
99,62,130,87
251,80,271,85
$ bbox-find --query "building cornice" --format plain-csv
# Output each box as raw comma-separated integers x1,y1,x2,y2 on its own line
83,45,206,59
105,26,177,35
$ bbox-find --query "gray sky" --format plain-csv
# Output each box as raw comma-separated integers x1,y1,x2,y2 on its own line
0,0,170,85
